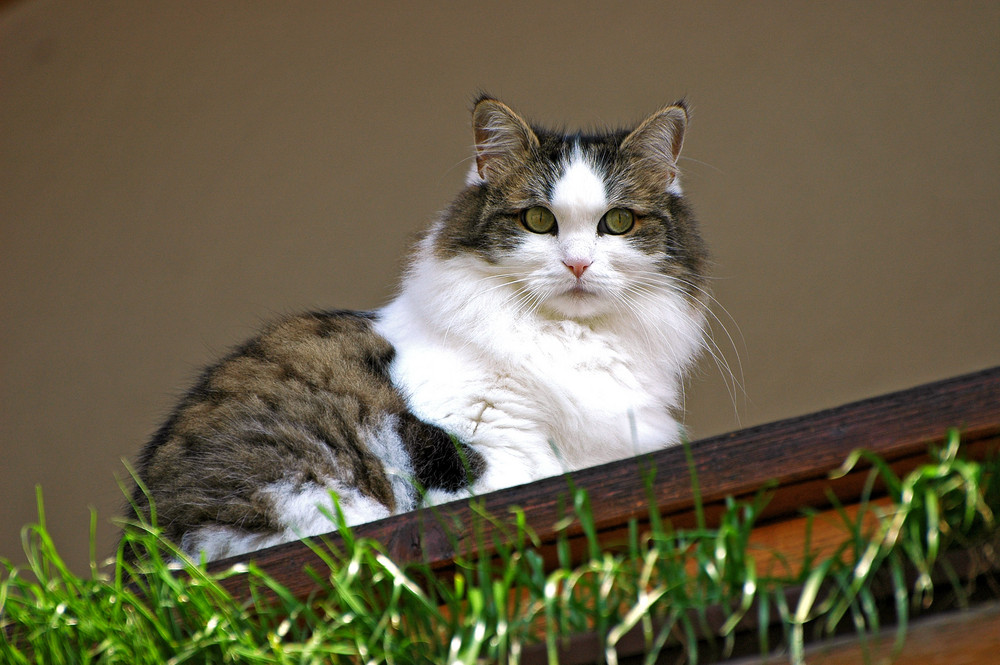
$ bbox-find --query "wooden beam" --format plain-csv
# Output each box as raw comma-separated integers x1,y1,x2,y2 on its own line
727,601,1000,665
209,366,1000,603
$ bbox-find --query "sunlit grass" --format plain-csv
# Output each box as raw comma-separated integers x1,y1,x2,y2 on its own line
2,430,997,664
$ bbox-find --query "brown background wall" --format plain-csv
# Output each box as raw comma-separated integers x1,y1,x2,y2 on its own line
2,1,998,574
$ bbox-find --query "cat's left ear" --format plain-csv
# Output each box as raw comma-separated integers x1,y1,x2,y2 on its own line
472,97,540,183
620,103,688,187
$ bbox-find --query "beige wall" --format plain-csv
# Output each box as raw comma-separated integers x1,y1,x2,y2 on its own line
2,1,998,573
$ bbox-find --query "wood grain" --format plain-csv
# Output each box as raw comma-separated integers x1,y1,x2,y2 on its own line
209,365,1000,603
725,601,1000,665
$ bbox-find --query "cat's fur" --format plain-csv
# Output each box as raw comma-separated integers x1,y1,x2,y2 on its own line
128,96,709,562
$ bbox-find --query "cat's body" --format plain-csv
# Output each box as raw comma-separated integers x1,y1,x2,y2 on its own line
129,97,709,562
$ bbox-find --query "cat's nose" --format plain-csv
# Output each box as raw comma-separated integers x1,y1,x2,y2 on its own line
563,259,591,279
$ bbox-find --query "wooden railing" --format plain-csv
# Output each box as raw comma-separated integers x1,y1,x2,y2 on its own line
210,365,1000,663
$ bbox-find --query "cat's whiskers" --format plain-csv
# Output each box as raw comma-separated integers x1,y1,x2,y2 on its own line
435,271,546,353
491,272,566,322
633,271,745,376
636,290,742,402
613,283,707,423
434,272,528,341
518,283,553,321
474,273,536,296
676,154,724,175
618,282,698,353
628,271,746,422
483,274,544,319
633,282,739,421
609,287,661,355
623,277,736,392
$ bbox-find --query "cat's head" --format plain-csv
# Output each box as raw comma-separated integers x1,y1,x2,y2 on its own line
432,96,708,323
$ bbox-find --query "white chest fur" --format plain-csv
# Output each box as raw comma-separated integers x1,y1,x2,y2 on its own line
375,251,702,495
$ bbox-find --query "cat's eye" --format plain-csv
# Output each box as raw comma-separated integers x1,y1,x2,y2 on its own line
521,206,557,234
599,208,635,235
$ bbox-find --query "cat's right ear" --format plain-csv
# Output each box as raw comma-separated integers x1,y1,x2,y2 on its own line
472,97,539,183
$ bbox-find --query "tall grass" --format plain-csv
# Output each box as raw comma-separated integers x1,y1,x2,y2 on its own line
2,430,997,664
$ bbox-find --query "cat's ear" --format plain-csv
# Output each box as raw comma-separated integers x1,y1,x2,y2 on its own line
472,97,539,183
620,103,688,187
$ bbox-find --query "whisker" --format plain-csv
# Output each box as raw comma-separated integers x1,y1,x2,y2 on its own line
435,271,534,342
625,270,747,423
676,154,725,174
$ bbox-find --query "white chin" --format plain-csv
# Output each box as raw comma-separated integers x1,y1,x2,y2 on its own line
543,291,609,320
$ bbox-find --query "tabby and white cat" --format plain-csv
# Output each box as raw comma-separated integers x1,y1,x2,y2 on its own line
129,96,709,562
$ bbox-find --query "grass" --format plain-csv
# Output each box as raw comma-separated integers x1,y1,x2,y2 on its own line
2,430,998,664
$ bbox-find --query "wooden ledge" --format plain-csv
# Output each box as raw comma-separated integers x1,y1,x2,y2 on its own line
722,600,1000,665
210,365,1000,604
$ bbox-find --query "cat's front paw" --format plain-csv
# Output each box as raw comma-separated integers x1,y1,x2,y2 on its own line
469,458,561,496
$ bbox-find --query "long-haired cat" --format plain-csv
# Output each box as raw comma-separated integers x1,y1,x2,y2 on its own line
127,96,709,562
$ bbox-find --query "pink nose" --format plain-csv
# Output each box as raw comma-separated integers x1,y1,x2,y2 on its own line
563,259,591,279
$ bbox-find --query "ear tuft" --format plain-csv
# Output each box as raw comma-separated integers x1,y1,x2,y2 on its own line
472,97,539,182
620,103,688,187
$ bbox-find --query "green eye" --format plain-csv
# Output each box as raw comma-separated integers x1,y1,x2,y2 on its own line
521,206,557,234
600,208,635,235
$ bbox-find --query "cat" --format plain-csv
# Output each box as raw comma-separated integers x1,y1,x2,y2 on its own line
126,96,710,562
